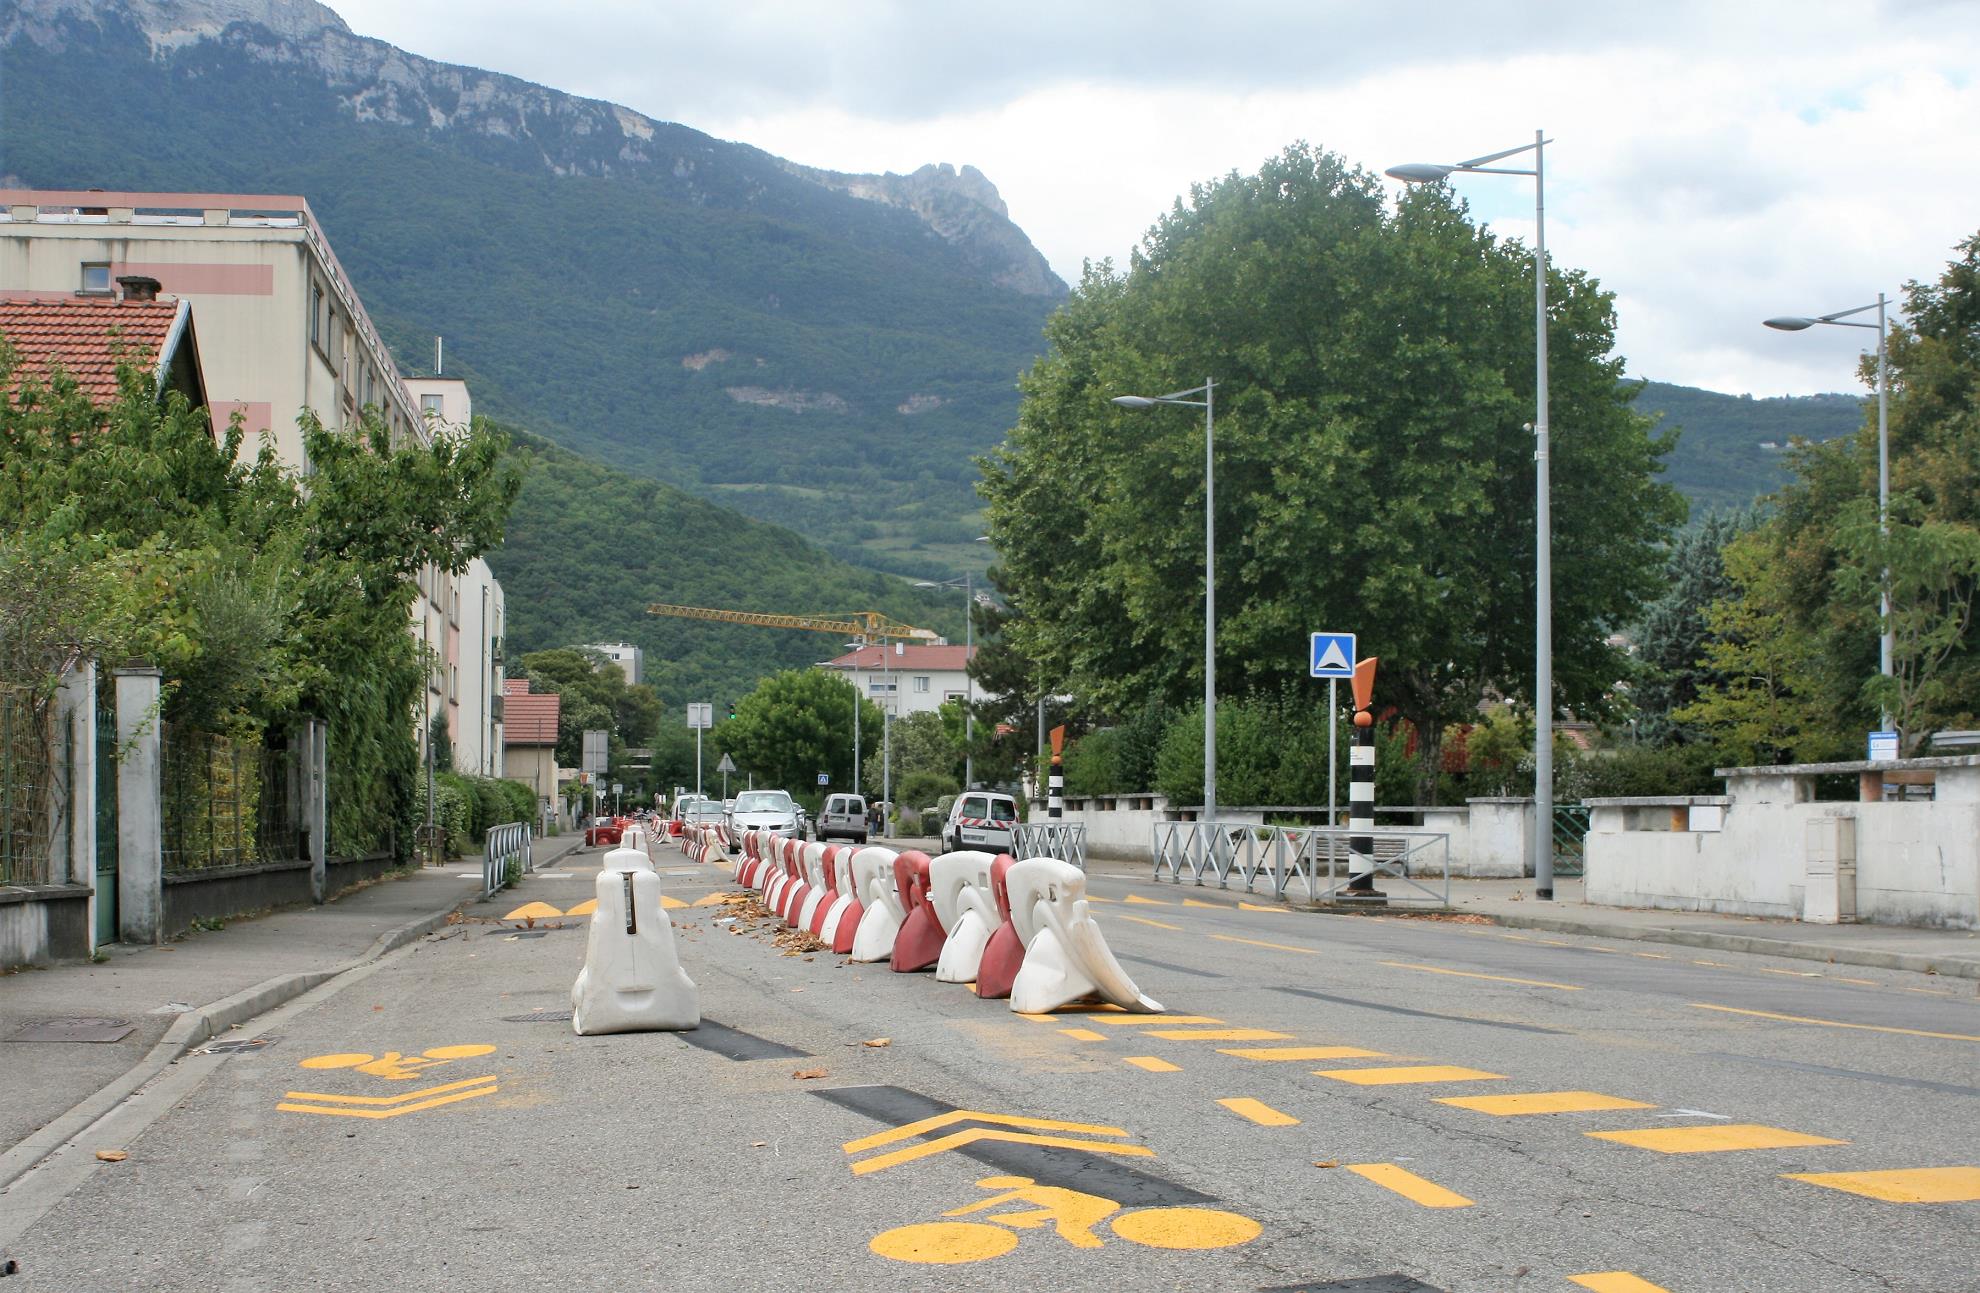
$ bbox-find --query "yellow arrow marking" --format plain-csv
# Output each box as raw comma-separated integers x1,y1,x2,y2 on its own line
1123,894,1170,906
1182,898,1226,909
1238,902,1283,913
844,1110,1132,1154
1119,914,1182,931
281,1075,497,1106
278,1084,498,1120
850,1128,1156,1176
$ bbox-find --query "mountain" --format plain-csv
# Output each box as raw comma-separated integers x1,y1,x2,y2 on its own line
1631,380,1866,516
0,0,1063,580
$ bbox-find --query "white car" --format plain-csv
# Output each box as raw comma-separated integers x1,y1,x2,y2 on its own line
940,792,1019,855
727,789,800,838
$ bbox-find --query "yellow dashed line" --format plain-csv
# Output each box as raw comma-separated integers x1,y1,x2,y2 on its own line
1123,894,1171,906
1784,1166,1980,1203
1438,1091,1657,1117
1570,1274,1673,1292
1119,914,1183,931
1316,1065,1506,1086
1146,1028,1293,1042
1220,1046,1387,1062
1690,1002,1980,1043
1217,1097,1299,1127
1058,1028,1108,1042
1381,961,1582,991
1344,1163,1473,1208
1090,1015,1226,1026
1587,1123,1845,1154
1124,1056,1181,1073
1209,934,1319,955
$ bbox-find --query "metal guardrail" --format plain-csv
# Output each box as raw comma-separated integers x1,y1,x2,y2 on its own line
1151,821,1449,905
483,821,534,899
1012,822,1088,870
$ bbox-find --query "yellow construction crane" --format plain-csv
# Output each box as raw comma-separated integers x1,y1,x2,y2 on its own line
646,603,940,644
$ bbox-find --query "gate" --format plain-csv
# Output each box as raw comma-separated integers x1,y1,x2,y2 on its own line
1551,803,1590,878
94,699,119,944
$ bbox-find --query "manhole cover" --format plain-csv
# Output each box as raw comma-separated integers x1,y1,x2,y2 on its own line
505,931,551,940
7,1018,136,1044
502,1010,574,1022
197,1036,278,1055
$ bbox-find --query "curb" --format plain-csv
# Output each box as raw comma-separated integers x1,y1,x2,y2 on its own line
0,883,477,1194
1483,910,1980,982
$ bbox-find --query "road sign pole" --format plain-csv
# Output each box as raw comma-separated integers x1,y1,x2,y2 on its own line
1328,678,1338,876
695,729,703,799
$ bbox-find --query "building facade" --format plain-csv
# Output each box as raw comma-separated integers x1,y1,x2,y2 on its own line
820,644,976,718
583,642,644,687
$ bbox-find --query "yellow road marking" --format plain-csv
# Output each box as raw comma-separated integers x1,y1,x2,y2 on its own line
1183,898,1227,909
1381,961,1582,991
1015,1004,1128,1021
844,1110,1132,1154
1238,902,1283,912
850,1128,1156,1176
1757,967,1821,979
1059,1028,1108,1041
1124,1056,1181,1072
1085,895,1115,903
1124,894,1170,906
502,901,563,921
1833,976,1879,986
281,1074,498,1106
1438,1091,1657,1117
1217,1097,1299,1127
1587,1123,1845,1154
871,1220,1018,1264
1692,959,1732,968
691,892,739,906
1090,1015,1226,1026
565,899,597,916
1783,1166,1980,1203
1628,951,1669,960
1209,934,1318,955
1109,1206,1261,1249
661,895,689,910
1145,1028,1293,1041
1119,914,1183,931
278,1083,498,1120
1317,1065,1506,1086
1220,1046,1387,1061
1570,1274,1672,1292
1691,1002,1980,1043
1344,1163,1473,1208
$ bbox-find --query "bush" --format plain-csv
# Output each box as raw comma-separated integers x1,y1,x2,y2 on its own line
898,769,957,814
1557,742,1722,800
895,807,923,836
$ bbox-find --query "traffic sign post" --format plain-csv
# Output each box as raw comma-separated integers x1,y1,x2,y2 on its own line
687,703,713,799
1310,633,1357,870
716,752,736,798
817,772,830,786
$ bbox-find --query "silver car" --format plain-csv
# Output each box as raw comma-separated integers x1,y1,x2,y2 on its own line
727,789,799,839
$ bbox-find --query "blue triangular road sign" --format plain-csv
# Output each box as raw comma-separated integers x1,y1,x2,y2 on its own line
1309,632,1356,679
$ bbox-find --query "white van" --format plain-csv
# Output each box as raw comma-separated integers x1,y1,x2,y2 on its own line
940,792,1018,854
818,793,869,844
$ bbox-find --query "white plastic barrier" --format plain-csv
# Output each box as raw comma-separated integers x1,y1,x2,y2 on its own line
794,842,830,929
816,846,860,948
849,846,904,963
1006,857,1162,1015
930,850,999,984
602,842,654,873
571,861,700,1035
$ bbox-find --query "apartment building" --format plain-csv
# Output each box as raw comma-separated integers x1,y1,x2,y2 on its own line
583,642,644,687
820,644,977,718
0,189,504,774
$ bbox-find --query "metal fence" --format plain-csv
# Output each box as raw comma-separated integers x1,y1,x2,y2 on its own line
0,687,54,886
160,724,265,873
1551,804,1590,878
483,820,534,899
1151,820,1450,905
1011,822,1088,870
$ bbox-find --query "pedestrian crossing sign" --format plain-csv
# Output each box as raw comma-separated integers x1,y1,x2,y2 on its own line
1309,632,1356,679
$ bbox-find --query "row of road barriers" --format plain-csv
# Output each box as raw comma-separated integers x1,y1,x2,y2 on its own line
1011,822,1087,871
483,821,534,899
1151,821,1451,905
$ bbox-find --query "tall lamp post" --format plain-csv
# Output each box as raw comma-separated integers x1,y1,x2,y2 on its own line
1112,380,1217,826
915,572,978,789
846,639,864,798
1764,295,1893,731
1387,131,1555,901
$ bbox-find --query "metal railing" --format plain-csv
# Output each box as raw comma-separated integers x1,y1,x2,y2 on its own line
160,724,263,873
483,821,534,899
0,687,54,886
1551,804,1590,877
1151,820,1450,905
1012,822,1087,870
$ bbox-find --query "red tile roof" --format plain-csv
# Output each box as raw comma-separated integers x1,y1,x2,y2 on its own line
824,645,975,671
0,295,183,405
501,681,560,746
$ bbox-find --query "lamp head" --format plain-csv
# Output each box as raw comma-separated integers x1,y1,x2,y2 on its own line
1385,163,1453,184
1763,316,1817,331
913,581,936,589
1110,395,1156,410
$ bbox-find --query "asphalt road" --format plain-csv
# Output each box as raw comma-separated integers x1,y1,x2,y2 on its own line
5,845,1977,1292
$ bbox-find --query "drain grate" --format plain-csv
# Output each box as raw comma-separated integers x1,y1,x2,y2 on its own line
1260,1279,1447,1292
502,1010,575,1022
197,1036,278,1055
6,1018,136,1044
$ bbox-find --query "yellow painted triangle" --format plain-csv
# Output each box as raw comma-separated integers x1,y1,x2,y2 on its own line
692,892,740,906
1239,901,1284,912
661,895,688,910
503,901,564,922
564,899,597,916
1183,898,1224,909
1123,894,1170,906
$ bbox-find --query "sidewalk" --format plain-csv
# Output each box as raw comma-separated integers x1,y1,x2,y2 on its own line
0,834,583,1188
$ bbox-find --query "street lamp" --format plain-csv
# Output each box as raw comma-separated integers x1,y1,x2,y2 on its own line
1387,130,1556,901
1112,380,1217,826
915,572,979,789
845,640,864,805
1765,295,1893,730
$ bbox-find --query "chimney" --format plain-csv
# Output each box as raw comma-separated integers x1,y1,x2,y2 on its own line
116,275,163,303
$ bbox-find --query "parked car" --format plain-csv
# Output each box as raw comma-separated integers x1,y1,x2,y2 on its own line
681,799,728,831
817,793,868,844
583,816,623,848
727,789,800,838
940,792,1019,855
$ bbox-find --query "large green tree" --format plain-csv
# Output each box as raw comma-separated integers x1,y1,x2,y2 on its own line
979,144,1683,786
714,668,880,805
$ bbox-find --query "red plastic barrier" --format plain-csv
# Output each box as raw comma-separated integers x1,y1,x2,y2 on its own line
806,846,841,935
831,846,865,955
975,854,1024,999
890,851,944,972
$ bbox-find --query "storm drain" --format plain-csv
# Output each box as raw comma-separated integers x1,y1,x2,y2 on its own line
6,1018,135,1043
197,1036,278,1055
502,1010,575,1023
1261,1279,1446,1292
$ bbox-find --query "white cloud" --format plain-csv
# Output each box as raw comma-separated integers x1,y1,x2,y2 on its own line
327,0,1980,395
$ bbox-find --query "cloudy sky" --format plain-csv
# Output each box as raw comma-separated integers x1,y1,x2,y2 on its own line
332,0,1980,397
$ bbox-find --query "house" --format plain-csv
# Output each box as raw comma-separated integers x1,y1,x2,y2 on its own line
581,642,643,687
0,276,208,418
820,644,977,718
501,679,561,826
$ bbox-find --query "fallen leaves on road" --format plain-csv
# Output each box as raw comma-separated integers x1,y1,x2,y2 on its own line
1312,1160,1338,1169
751,1141,768,1148
791,1068,828,1081
95,1150,128,1163
863,1038,891,1048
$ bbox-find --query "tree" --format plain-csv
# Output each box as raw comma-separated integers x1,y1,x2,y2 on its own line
979,144,1683,797
1628,509,1756,745
715,668,878,804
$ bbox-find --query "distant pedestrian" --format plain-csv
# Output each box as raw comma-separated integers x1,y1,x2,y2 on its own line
869,802,884,837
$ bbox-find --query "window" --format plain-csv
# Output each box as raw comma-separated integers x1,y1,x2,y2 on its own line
913,676,930,693
80,263,111,294
421,393,444,416
868,679,896,694
309,284,323,345
449,664,458,702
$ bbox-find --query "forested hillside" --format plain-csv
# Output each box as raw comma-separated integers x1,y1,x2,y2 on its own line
490,428,960,708
1632,380,1863,514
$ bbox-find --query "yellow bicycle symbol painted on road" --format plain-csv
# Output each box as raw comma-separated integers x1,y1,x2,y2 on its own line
870,1174,1262,1265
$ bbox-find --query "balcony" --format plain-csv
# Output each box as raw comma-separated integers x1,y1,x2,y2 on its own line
489,695,505,722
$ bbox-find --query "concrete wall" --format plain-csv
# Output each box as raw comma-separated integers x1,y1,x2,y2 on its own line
163,860,315,936
0,885,91,968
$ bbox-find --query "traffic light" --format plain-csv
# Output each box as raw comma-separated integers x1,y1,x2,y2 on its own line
727,699,737,721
